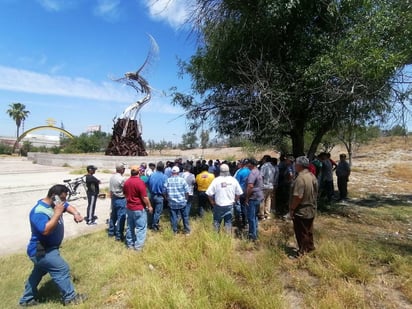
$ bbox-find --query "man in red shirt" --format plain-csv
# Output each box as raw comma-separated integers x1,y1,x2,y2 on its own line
124,165,153,251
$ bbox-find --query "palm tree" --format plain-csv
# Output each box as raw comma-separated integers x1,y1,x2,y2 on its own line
6,103,30,138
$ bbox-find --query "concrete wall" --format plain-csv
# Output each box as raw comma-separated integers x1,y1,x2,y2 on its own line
27,152,182,169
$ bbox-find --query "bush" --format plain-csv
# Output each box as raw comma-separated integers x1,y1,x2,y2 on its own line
0,142,12,155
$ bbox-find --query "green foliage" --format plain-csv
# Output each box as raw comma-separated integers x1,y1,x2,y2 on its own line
6,102,30,138
387,125,407,136
19,141,50,157
51,146,61,154
19,141,32,157
0,142,12,155
173,0,412,158
240,140,272,159
62,131,111,153
200,130,209,149
156,140,169,154
180,131,198,149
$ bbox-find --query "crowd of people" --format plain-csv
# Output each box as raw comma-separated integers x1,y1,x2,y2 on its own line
106,152,350,247
18,152,350,306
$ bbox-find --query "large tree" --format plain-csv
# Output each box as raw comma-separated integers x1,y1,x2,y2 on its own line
6,102,30,138
172,0,412,157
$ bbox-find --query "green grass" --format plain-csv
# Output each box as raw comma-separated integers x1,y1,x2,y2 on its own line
2,200,412,308
69,168,112,175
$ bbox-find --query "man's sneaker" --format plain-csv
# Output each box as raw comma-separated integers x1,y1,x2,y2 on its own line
282,213,291,220
64,293,87,306
19,299,39,307
86,221,97,226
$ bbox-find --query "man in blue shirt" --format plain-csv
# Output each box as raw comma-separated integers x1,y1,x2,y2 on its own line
234,159,251,228
147,161,168,231
19,185,87,306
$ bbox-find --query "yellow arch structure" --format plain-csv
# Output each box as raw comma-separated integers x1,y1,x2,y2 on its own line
13,126,74,152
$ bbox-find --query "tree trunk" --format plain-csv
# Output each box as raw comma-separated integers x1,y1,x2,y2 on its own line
307,127,329,160
290,123,305,158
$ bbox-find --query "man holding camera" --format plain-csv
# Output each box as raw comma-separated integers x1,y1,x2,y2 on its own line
19,184,87,306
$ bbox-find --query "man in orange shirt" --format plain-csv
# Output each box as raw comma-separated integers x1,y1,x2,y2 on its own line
195,164,215,217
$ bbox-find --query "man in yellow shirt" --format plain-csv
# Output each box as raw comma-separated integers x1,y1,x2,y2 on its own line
195,164,215,217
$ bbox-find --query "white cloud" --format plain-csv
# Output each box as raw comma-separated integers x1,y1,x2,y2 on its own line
143,95,183,115
0,65,183,115
0,65,132,103
36,0,76,12
36,0,61,11
143,0,192,29
93,0,122,22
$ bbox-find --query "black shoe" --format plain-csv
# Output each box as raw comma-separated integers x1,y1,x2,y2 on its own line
19,299,39,307
64,293,87,306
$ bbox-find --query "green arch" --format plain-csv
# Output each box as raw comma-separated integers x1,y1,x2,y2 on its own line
13,126,74,152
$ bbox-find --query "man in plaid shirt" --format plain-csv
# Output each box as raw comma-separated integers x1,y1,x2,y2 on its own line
164,166,190,235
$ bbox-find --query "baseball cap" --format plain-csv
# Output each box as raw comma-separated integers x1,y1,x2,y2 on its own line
130,165,140,172
295,156,309,167
115,163,125,169
172,166,180,173
220,164,229,172
87,165,97,171
248,159,258,166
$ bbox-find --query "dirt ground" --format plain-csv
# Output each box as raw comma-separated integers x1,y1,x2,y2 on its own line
0,157,113,256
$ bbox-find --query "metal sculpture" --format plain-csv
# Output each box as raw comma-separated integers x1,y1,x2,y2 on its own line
105,35,159,156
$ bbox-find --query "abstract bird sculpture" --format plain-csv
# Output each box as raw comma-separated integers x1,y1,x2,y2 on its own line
105,34,159,156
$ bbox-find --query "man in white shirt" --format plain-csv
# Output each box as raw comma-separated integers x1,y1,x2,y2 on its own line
108,163,126,241
206,164,243,233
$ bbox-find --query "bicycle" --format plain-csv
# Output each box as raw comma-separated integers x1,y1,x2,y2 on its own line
63,176,88,201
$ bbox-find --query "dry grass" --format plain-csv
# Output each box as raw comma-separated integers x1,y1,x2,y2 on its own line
2,136,412,308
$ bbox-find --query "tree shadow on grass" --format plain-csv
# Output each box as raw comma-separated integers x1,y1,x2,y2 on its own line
36,279,62,305
351,194,412,208
317,194,412,214
376,238,412,255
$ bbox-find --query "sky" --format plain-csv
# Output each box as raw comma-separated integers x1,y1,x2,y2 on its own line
0,0,197,143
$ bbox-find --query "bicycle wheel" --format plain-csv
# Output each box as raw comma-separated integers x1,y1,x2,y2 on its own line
67,186,73,201
72,182,88,201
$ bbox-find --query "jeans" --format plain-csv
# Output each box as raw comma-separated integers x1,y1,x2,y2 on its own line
151,194,164,229
247,199,260,240
20,249,76,304
178,196,192,221
108,197,126,240
321,180,334,202
198,191,210,217
212,205,233,233
125,209,148,250
337,176,349,200
170,205,190,234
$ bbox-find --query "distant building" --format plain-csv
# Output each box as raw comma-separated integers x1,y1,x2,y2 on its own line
22,134,60,148
87,125,101,133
